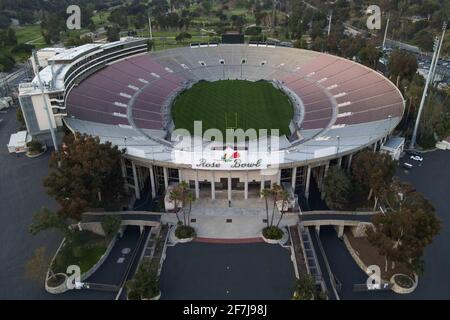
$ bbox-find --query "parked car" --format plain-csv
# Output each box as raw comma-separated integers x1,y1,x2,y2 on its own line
403,163,413,170
411,155,423,162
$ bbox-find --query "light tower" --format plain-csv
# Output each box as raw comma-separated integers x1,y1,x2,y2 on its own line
430,22,447,85
409,37,440,149
382,13,390,50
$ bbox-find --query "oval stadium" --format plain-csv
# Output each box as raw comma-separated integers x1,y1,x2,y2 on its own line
19,38,404,202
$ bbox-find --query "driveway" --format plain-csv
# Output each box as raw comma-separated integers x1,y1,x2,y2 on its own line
160,242,296,300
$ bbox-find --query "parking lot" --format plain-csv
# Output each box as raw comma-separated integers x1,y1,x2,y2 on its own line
0,107,62,299
320,150,450,299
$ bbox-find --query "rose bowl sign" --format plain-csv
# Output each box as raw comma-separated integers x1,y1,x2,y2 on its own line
172,147,281,170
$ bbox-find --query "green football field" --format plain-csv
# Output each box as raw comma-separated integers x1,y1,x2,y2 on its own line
171,80,293,137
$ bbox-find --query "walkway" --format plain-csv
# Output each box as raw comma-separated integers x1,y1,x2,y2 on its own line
162,198,299,240
301,211,375,227
82,211,162,227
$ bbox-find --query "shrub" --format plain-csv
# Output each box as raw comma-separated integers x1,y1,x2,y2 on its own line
11,43,35,54
418,134,436,150
293,274,316,300
27,140,44,153
394,274,414,288
175,225,196,239
262,226,283,240
127,260,160,300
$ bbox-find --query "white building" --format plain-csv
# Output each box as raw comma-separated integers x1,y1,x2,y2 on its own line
380,137,405,160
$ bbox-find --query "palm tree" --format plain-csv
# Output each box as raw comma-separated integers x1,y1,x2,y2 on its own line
169,189,181,223
276,190,289,228
179,181,189,226
270,184,282,227
185,192,195,227
260,188,271,228
172,181,194,226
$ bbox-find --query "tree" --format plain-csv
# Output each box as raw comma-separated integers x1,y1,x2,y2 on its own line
276,190,289,228
106,24,121,42
108,7,129,29
169,188,182,223
64,35,92,47
260,188,271,228
126,259,160,300
367,179,441,274
101,215,122,238
41,13,63,44
270,184,282,227
43,134,128,221
25,247,52,285
352,150,397,209
388,51,418,86
357,43,380,69
323,167,352,210
169,181,194,226
29,207,71,239
293,274,315,300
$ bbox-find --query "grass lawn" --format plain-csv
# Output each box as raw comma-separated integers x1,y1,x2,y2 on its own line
14,25,42,44
171,80,293,137
52,231,109,274
0,25,44,64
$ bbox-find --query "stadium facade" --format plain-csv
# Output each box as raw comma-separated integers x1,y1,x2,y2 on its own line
19,38,405,203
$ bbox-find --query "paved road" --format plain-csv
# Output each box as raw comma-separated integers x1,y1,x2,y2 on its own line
319,151,450,299
160,242,296,300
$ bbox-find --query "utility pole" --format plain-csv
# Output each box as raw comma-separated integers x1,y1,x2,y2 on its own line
409,37,440,149
32,50,58,152
382,13,390,50
430,22,447,85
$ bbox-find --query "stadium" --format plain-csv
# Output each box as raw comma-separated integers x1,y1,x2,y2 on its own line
19,38,404,204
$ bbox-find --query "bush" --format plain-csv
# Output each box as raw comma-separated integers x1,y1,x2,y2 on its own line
11,43,35,54
27,140,44,154
175,225,196,239
293,274,316,300
127,259,160,300
394,274,414,288
418,134,436,150
262,226,284,240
